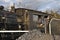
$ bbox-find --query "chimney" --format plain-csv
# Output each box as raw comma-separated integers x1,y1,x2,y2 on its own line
10,3,15,12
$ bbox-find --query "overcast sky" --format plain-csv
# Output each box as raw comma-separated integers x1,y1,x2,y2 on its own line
0,0,60,11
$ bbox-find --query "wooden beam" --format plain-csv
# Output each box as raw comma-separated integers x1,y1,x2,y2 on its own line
0,30,29,33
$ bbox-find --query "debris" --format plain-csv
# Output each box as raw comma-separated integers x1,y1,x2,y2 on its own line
17,29,57,40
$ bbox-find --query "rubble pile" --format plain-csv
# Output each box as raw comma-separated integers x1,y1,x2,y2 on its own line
16,29,60,40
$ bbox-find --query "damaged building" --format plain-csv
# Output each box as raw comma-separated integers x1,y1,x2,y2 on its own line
15,7,51,33
0,6,52,40
0,5,52,32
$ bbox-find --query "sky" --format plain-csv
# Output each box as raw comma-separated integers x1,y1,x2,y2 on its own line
0,0,60,12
